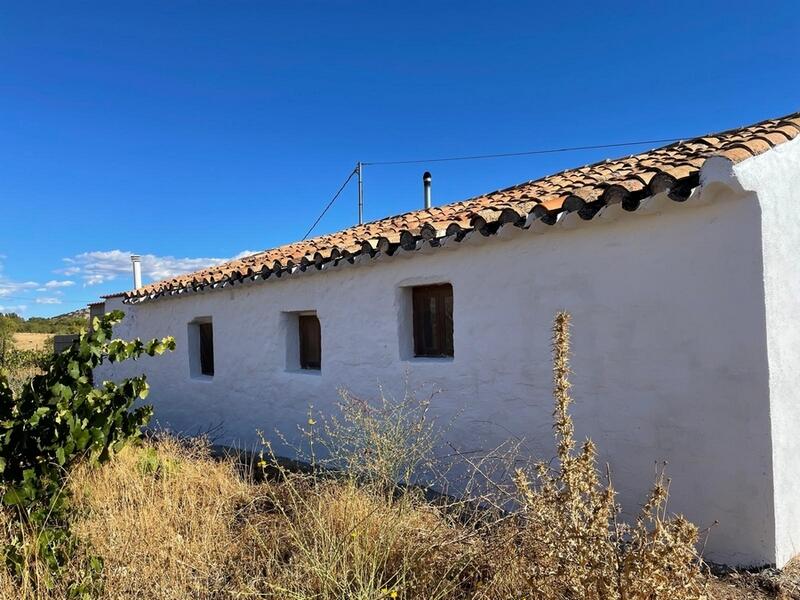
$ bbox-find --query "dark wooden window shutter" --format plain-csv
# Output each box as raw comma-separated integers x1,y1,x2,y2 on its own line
412,284,454,357
199,322,215,376
299,314,321,370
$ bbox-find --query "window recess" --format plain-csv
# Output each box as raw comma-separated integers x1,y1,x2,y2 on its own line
412,284,454,358
298,313,321,370
188,317,214,379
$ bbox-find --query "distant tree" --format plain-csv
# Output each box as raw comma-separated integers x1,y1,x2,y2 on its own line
0,312,87,336
0,315,20,358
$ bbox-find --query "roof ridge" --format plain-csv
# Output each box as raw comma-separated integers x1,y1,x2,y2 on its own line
415,110,800,211
115,109,800,302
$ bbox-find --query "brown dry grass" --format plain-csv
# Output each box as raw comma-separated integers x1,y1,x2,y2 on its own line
70,439,251,599
0,439,483,600
0,312,787,599
0,438,791,600
10,333,51,352
0,439,250,600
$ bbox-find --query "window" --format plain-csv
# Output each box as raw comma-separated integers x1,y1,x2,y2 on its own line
298,313,321,370
412,284,453,357
188,317,214,378
198,322,215,376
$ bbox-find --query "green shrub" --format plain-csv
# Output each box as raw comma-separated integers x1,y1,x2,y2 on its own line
0,347,53,395
272,386,441,493
0,313,87,336
0,310,174,590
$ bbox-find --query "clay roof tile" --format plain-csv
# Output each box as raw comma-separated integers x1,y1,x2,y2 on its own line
125,110,800,301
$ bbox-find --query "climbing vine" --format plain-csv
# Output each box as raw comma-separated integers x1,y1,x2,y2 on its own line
0,310,174,594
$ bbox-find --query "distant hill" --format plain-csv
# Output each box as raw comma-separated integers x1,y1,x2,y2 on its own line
51,307,90,321
0,309,88,335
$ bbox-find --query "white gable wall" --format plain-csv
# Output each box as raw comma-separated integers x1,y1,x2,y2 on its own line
736,135,800,566
100,178,777,566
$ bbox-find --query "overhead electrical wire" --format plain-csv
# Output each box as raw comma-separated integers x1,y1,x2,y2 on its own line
361,137,685,166
5,135,694,311
301,167,358,240
302,135,686,238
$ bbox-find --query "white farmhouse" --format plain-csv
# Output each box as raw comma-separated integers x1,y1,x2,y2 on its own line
96,112,800,567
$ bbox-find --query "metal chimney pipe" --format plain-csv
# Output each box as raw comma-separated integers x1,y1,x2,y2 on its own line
423,171,432,209
131,255,142,290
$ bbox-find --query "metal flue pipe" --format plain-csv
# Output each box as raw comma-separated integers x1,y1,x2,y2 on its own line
423,171,432,209
131,255,142,290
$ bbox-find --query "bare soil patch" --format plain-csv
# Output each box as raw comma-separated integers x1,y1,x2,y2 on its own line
709,560,800,599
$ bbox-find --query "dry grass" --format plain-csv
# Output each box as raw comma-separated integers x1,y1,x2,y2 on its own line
0,438,249,600
0,439,482,600
244,479,478,599
70,439,251,599
10,333,51,352
0,438,792,600
0,312,785,599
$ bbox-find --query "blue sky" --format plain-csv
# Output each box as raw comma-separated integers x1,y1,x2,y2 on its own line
1,1,798,317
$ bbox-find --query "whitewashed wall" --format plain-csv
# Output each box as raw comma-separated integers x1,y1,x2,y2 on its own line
98,150,800,567
736,136,800,566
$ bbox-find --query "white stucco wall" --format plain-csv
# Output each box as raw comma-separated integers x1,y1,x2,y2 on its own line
99,172,783,566
735,136,800,566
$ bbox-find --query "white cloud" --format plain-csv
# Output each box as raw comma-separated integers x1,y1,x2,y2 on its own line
35,297,62,305
0,304,27,314
0,257,39,299
44,280,75,289
0,283,39,297
0,279,38,298
59,249,258,287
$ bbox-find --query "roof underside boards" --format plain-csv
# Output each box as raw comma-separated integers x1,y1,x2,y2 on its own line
117,111,800,303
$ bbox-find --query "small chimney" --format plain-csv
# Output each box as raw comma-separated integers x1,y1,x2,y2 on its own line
423,171,432,209
131,255,142,290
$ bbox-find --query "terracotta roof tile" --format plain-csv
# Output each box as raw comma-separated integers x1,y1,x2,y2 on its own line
120,110,800,302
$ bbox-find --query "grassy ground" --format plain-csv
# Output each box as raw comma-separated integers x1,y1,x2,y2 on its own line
1,312,794,598
0,439,794,600
10,333,51,351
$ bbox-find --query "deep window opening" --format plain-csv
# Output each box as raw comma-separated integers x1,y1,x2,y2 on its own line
198,322,215,376
298,314,321,370
412,284,453,357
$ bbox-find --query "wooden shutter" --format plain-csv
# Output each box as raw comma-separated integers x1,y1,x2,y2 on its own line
199,322,215,376
412,284,453,357
299,314,321,369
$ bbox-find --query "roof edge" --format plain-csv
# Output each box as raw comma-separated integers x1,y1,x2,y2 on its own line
122,109,800,304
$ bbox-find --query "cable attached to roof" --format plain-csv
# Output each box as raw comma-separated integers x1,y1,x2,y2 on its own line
302,135,687,240
301,167,358,240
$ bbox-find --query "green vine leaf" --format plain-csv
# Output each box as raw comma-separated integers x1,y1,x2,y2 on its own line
0,309,175,586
